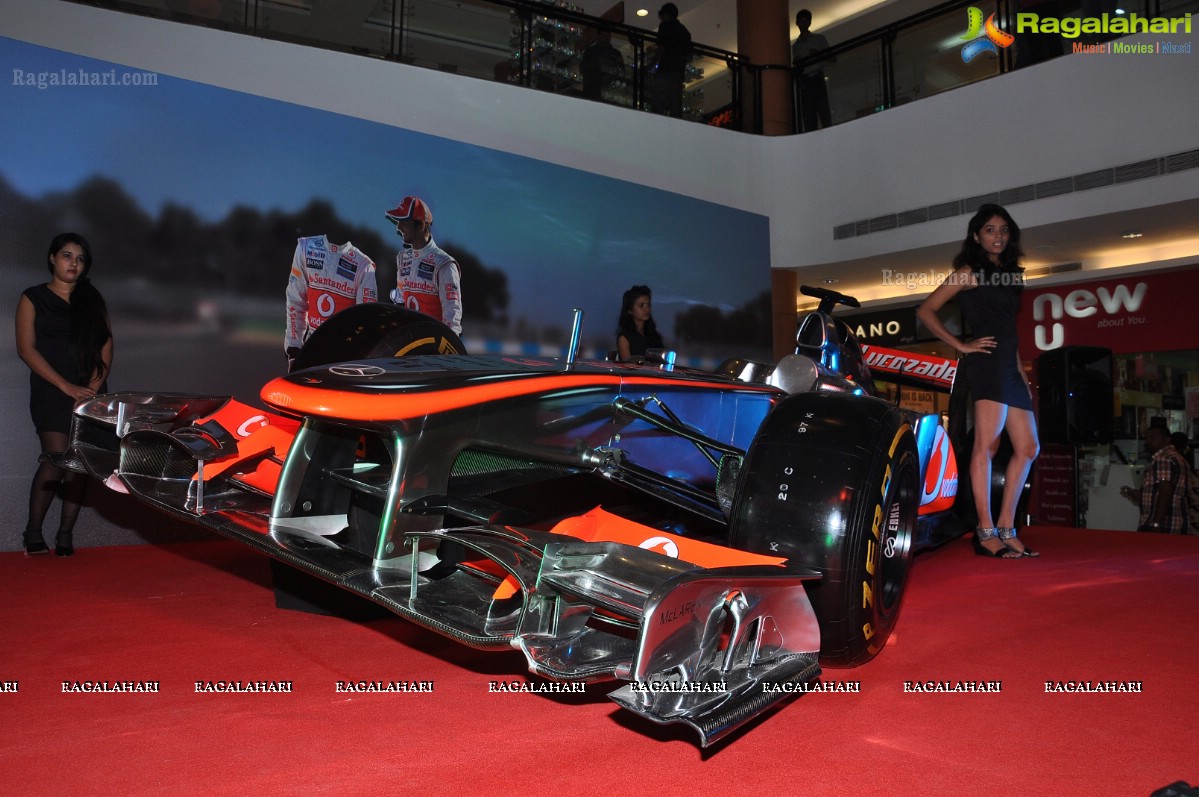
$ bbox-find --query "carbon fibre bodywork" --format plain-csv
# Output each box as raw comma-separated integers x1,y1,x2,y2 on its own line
66,356,834,745
64,296,957,745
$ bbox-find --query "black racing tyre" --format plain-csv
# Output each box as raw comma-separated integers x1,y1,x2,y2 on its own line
727,392,919,667
292,303,466,371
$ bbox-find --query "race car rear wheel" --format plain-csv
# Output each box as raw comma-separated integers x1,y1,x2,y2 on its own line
727,392,919,667
292,303,466,371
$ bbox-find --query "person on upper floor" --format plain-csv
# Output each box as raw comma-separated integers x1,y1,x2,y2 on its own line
648,3,692,118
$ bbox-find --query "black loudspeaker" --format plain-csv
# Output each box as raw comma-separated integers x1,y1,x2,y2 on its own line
1037,346,1114,445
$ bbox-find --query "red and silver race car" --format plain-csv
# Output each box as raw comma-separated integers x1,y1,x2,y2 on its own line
64,286,963,746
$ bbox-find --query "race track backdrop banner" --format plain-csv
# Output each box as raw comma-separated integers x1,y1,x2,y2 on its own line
0,35,771,547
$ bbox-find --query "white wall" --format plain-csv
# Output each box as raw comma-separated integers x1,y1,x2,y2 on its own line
763,34,1199,268
3,0,1198,274
0,0,769,215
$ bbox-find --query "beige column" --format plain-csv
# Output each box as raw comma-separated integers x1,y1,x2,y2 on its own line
740,1,796,356
771,269,798,361
736,0,794,136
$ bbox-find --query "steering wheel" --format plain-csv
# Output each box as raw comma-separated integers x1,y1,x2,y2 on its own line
800,285,861,315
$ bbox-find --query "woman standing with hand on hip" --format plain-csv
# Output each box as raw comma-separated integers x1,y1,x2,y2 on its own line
917,204,1040,559
15,233,113,557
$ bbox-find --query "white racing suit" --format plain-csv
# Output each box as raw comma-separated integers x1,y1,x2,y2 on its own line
392,237,462,334
285,235,377,354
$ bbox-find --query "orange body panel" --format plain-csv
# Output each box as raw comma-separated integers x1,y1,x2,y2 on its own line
549,507,785,568
261,373,776,423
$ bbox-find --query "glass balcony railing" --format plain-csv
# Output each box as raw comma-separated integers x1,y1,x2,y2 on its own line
794,0,1199,133
60,0,1198,134
66,0,743,129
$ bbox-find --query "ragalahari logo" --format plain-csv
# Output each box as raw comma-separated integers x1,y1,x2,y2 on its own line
960,7,1015,63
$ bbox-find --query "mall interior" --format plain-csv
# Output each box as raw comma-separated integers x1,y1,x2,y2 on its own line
1,1,1198,792
8,0,1194,530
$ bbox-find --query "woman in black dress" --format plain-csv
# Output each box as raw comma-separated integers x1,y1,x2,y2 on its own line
616,285,664,362
15,233,113,556
917,205,1040,558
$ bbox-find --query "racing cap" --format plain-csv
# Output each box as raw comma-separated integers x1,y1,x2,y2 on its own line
384,196,433,226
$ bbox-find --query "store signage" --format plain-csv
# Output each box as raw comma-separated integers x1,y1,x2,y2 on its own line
1030,281,1147,351
1029,443,1078,527
841,308,917,346
1018,266,1198,355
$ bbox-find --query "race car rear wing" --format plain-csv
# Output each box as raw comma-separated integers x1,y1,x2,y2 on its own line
860,344,957,393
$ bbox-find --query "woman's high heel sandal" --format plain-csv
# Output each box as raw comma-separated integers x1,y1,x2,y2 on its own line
23,528,49,556
972,527,1020,558
54,531,74,558
998,527,1038,557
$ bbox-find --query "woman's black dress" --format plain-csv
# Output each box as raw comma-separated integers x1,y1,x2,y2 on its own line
618,327,664,359
955,274,1033,411
23,284,108,434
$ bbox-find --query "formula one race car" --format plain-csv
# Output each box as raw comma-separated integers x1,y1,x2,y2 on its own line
63,286,963,746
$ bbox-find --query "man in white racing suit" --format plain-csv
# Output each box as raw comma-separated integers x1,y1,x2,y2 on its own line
384,196,462,334
285,234,377,367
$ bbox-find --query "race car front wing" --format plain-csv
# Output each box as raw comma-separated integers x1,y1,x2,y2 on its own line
64,392,823,746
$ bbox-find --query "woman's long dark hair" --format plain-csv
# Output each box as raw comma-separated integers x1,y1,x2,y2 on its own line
616,284,663,347
952,203,1024,290
47,233,111,383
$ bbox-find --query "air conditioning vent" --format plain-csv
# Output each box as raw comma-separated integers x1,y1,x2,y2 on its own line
999,184,1036,205
868,214,897,233
927,200,960,220
1113,159,1160,183
1164,149,1199,173
834,222,857,240
1074,169,1114,191
962,193,999,213
833,147,1199,240
1035,177,1073,199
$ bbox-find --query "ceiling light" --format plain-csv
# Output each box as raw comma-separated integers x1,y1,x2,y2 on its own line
636,8,649,16
823,278,839,284
1121,231,1143,239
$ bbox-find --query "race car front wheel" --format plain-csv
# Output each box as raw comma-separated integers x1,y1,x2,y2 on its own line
727,392,919,667
292,303,466,371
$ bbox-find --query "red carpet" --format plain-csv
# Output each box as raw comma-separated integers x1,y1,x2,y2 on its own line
1,527,1196,796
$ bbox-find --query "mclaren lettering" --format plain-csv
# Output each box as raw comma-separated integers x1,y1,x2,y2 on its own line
659,600,698,625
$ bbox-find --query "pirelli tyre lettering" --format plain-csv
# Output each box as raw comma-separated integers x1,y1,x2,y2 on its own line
728,392,919,667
